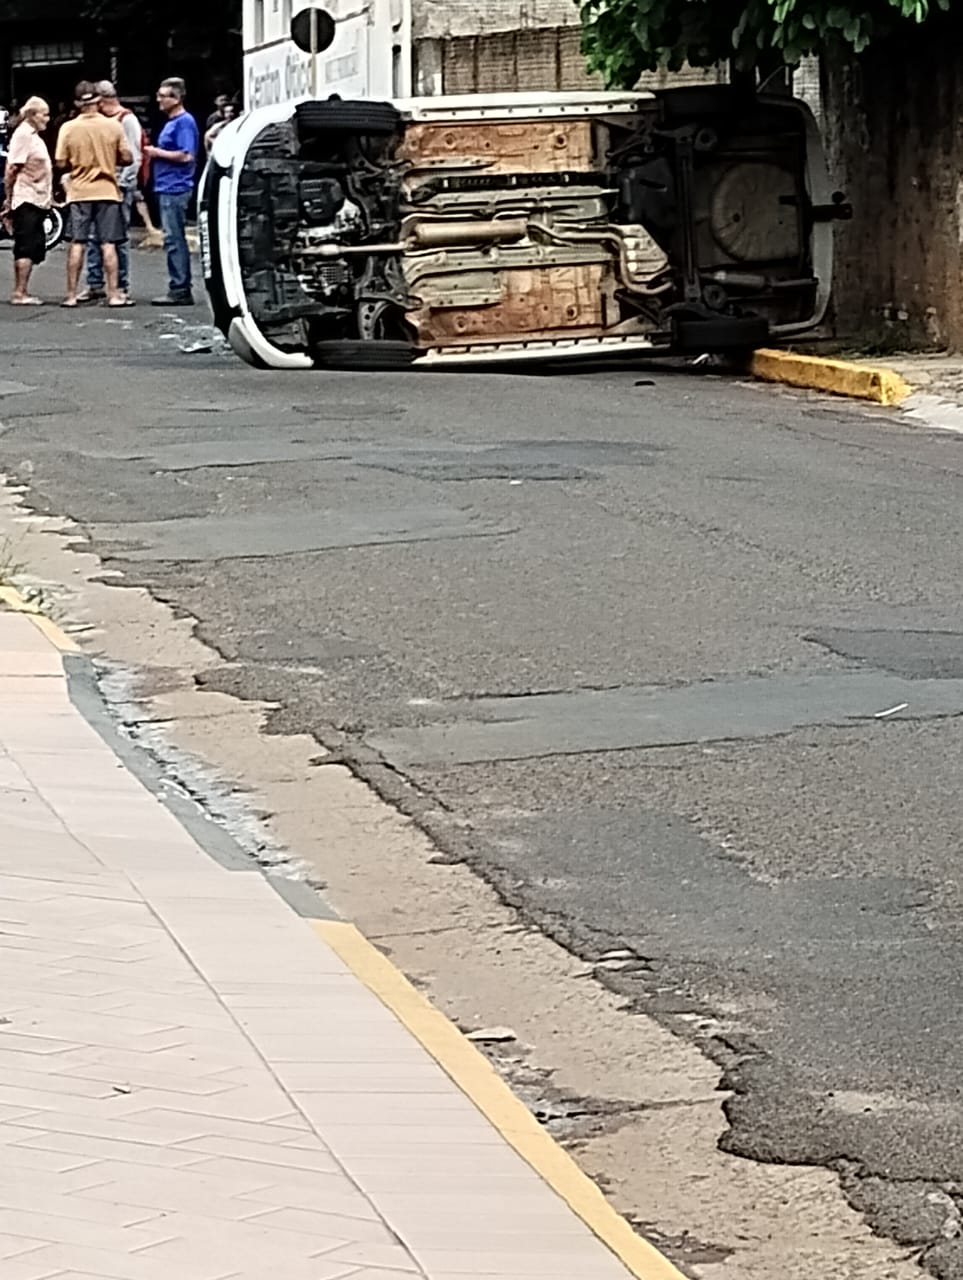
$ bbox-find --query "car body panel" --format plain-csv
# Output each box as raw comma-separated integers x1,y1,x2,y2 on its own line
200,87,835,371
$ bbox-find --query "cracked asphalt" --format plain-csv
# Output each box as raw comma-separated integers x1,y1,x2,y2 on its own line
3,253,963,1274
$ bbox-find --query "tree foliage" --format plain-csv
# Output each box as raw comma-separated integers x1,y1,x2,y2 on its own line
579,0,951,83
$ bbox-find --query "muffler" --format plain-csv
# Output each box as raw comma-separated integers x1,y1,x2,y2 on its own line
409,219,528,249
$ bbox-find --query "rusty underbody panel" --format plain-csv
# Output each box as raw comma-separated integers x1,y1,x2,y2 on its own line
400,119,617,347
406,262,610,346
399,119,597,175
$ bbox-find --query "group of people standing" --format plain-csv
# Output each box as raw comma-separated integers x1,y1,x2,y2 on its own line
1,78,201,308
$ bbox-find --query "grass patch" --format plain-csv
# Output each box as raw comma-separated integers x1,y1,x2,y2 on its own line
0,535,25,588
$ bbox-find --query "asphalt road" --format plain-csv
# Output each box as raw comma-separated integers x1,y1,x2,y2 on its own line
3,253,963,1272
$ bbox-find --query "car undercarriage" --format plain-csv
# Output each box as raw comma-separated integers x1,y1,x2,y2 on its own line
221,88,836,369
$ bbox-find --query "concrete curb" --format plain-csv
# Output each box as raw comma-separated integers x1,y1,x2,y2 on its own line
3,577,689,1279
0,583,79,653
317,919,691,1280
750,348,912,406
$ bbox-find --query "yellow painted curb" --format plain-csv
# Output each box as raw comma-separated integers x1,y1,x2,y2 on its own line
750,348,912,406
0,584,79,653
315,919,688,1280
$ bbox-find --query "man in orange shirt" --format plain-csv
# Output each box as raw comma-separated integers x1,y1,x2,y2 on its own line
55,81,132,308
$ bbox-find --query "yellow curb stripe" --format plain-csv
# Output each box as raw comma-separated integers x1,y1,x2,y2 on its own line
0,584,80,653
750,348,912,406
315,919,688,1280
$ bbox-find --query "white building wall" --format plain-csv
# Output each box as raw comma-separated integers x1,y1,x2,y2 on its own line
242,0,406,105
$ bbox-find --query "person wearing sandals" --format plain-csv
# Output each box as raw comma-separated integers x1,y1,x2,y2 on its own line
78,80,142,304
1,96,53,306
55,81,132,309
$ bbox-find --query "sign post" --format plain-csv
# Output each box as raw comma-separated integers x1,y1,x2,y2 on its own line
309,7,318,97
291,5,337,99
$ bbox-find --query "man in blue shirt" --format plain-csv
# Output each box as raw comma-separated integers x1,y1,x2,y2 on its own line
145,78,199,306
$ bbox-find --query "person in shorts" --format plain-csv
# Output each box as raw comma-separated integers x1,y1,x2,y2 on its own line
78,80,142,303
55,81,131,308
1,96,53,305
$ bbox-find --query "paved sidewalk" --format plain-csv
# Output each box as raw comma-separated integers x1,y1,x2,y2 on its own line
0,602,652,1280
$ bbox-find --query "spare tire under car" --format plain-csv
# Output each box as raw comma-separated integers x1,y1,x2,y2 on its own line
310,339,417,371
294,99,401,139
673,315,770,354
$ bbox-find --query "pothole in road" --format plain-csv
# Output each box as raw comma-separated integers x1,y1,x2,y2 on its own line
355,439,667,483
362,459,592,481
290,403,409,420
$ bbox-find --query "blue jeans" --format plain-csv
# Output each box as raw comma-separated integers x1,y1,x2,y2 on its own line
87,187,134,292
158,190,193,299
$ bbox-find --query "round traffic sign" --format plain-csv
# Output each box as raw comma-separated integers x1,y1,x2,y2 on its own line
290,7,336,54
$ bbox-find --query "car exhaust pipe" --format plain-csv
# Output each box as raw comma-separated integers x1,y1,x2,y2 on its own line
298,219,530,260
409,219,528,248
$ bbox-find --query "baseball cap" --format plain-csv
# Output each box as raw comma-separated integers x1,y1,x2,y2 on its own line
74,81,100,105
95,80,118,99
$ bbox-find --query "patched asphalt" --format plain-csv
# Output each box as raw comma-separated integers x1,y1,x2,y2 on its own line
4,252,963,1273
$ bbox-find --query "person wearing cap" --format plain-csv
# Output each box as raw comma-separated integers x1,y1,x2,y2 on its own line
55,81,132,308
77,79,142,303
1,96,53,305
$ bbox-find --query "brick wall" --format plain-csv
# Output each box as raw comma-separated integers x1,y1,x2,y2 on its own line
415,27,727,96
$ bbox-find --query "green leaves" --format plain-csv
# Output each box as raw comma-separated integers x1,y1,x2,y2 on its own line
579,0,948,84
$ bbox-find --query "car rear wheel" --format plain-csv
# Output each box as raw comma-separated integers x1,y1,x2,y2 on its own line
311,340,417,371
295,100,401,139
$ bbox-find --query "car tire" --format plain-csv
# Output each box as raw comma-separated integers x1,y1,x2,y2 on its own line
673,316,770,354
43,206,65,252
311,340,417,371
295,100,401,138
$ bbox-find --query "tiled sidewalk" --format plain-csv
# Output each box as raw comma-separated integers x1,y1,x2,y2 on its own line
0,605,641,1280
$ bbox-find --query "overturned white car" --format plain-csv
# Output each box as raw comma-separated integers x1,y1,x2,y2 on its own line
200,86,845,371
